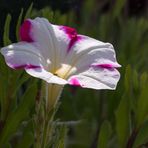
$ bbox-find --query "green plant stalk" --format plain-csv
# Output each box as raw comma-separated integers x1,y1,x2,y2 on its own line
35,130,42,148
34,83,63,148
41,114,51,148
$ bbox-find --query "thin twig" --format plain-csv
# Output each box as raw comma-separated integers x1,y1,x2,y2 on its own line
126,128,138,148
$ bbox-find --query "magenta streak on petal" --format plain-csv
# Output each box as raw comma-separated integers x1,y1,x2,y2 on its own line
12,64,41,70
60,26,82,52
68,35,81,52
92,64,120,69
69,78,82,86
19,20,33,42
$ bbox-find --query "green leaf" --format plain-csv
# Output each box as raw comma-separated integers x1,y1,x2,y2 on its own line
4,143,11,148
3,14,11,46
12,73,30,98
98,15,110,40
124,65,132,93
16,120,34,148
16,132,34,148
133,121,148,148
54,125,67,148
132,70,139,92
115,94,130,148
0,82,37,147
15,121,34,148
24,3,33,19
41,7,54,21
140,72,147,90
59,14,68,25
97,120,112,148
113,0,126,18
136,73,148,127
16,8,24,41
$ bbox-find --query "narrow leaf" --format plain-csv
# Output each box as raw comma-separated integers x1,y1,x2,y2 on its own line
16,132,34,148
113,0,126,18
16,8,24,41
25,3,33,19
136,74,148,127
124,65,132,93
115,94,130,148
3,14,11,46
97,120,112,148
54,125,67,148
133,121,148,148
0,82,37,147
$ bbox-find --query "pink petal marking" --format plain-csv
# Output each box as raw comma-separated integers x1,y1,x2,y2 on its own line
19,20,33,42
60,26,82,52
91,64,121,69
69,78,82,86
12,64,41,70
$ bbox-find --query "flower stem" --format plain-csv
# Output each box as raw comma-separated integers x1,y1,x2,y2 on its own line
41,112,50,148
40,83,63,148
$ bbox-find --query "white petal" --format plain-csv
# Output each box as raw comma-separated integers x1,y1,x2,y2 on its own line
20,18,121,79
65,36,120,72
68,66,120,90
26,68,68,85
1,42,46,69
24,18,70,71
28,18,55,61
24,18,87,70
1,42,67,85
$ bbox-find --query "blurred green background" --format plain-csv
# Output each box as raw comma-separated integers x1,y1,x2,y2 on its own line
0,0,148,148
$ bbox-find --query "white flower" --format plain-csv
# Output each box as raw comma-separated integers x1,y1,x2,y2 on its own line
1,17,121,90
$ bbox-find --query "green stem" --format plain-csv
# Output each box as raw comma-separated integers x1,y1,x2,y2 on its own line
34,121,42,148
41,114,50,148
34,83,62,148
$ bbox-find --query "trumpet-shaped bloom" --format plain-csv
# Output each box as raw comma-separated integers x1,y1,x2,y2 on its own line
1,17,121,90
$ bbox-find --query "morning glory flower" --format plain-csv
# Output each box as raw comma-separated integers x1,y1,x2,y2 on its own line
1,17,121,90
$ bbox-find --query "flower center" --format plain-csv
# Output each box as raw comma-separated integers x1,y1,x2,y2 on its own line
54,64,76,79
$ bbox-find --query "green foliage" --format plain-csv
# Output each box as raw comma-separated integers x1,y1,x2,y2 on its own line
16,8,24,41
112,0,126,18
25,3,33,19
0,82,37,147
0,0,148,147
3,14,11,46
133,121,148,148
16,120,34,148
115,94,130,147
136,73,148,127
97,120,112,148
53,125,67,148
